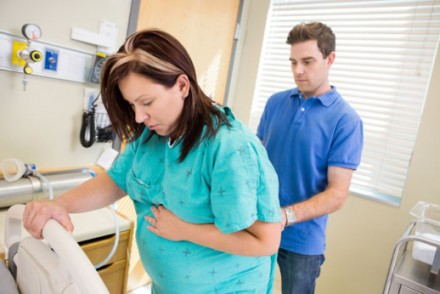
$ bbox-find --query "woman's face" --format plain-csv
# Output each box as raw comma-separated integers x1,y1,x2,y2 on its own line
118,72,189,136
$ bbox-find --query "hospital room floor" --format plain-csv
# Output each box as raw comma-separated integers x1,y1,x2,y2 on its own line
128,283,151,294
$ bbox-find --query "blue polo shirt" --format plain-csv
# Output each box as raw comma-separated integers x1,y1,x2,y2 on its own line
257,87,363,255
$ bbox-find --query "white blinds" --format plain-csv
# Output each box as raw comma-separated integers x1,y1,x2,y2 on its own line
249,0,440,205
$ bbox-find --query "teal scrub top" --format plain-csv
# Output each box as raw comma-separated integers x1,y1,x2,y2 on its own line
108,107,281,293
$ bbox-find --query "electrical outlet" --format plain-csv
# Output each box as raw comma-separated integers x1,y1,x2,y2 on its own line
44,48,59,71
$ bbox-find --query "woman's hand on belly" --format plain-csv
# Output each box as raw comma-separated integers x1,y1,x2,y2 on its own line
146,205,189,241
146,205,282,256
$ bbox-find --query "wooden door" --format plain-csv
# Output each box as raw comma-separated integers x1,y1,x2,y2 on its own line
137,0,241,104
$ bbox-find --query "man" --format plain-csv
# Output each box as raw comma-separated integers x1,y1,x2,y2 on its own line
257,22,363,293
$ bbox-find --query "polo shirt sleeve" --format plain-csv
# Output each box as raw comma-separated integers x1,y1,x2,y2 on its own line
256,109,267,141
203,127,281,234
257,95,274,141
328,114,364,169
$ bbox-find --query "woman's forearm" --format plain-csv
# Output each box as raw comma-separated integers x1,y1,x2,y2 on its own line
184,221,281,256
56,172,125,213
148,205,282,256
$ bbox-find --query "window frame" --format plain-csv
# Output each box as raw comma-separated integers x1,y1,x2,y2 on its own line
249,0,440,206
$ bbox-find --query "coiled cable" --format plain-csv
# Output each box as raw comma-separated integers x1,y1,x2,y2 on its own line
80,93,101,148
79,106,97,148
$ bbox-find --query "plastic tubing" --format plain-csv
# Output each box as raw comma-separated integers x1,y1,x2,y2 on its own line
94,203,120,269
33,172,54,200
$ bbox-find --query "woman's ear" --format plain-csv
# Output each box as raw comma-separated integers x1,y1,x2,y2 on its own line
176,74,190,98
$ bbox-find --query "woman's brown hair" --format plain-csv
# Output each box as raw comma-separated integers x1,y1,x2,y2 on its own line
100,29,229,161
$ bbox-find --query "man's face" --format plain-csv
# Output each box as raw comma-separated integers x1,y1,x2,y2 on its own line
289,39,335,98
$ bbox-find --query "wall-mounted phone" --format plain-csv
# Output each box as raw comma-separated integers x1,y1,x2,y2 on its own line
89,51,107,83
79,92,114,148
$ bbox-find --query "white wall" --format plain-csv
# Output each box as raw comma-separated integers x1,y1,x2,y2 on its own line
1,1,439,292
0,0,131,169
229,1,440,293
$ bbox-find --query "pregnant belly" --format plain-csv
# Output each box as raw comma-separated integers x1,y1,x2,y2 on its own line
136,231,271,293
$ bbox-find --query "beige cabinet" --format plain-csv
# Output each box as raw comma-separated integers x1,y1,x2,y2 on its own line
80,219,133,294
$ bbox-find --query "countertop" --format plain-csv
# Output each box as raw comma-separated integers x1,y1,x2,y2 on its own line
0,206,131,259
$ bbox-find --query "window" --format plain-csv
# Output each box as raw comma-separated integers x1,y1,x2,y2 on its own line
249,0,440,206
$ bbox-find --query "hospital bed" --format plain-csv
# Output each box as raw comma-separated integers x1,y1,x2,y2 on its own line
1,204,109,294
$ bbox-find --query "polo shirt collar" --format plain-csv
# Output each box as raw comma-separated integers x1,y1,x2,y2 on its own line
290,86,339,107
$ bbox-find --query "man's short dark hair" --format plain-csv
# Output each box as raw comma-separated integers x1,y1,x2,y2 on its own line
286,22,335,58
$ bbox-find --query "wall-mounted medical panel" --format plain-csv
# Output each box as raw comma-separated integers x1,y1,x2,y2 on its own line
0,30,94,83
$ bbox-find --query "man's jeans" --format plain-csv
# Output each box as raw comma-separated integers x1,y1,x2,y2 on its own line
277,248,325,294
